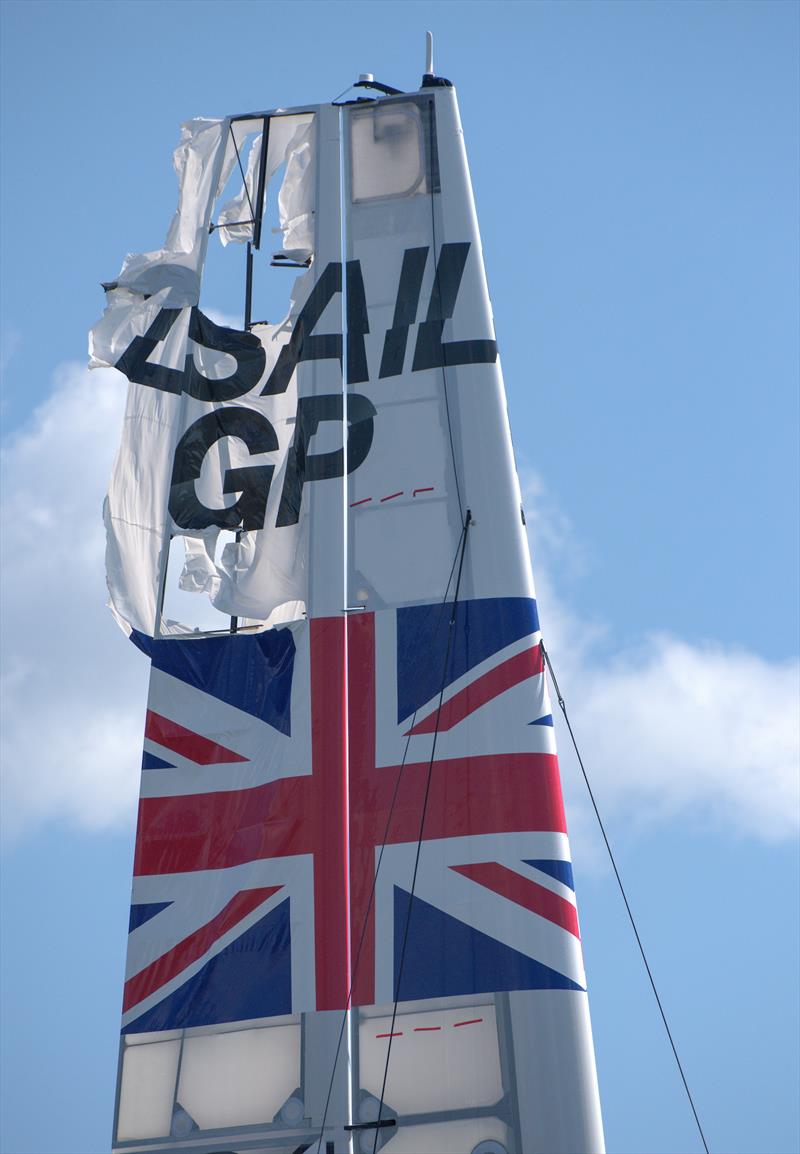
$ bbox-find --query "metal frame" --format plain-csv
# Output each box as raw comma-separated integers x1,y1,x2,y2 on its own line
114,1014,310,1154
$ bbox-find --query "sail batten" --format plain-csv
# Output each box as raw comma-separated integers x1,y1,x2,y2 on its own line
96,73,605,1154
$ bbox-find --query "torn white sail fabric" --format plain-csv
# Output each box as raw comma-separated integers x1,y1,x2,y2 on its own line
89,118,234,371
95,110,324,637
103,314,306,636
275,119,315,261
216,132,262,246
89,286,171,380
217,114,315,259
103,377,182,637
114,118,235,304
174,322,306,623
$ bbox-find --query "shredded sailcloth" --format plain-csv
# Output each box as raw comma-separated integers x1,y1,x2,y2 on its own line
90,116,315,636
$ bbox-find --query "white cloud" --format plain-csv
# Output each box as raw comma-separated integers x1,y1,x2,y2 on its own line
523,476,800,847
0,370,797,846
579,637,797,835
0,362,148,839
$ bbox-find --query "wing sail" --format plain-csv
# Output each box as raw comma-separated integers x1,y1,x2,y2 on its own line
100,73,605,1154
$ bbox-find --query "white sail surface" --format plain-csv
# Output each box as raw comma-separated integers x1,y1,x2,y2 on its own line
97,72,605,1154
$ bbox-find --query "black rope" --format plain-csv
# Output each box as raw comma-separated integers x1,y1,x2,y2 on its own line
314,526,469,1151
540,642,711,1154
371,510,472,1153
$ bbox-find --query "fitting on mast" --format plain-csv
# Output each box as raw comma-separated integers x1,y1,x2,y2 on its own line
421,31,452,88
424,31,434,79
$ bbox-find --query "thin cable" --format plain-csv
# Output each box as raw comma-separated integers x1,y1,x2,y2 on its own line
314,530,467,1150
338,103,356,1141
372,511,472,1154
229,124,253,227
209,126,256,240
426,99,464,524
331,82,358,104
541,642,711,1154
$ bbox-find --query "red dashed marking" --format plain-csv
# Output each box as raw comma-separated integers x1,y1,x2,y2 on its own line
375,1018,484,1039
351,487,435,507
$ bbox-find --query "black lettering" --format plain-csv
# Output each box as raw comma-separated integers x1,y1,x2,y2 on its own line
169,409,277,531
411,242,498,371
345,260,370,384
276,393,376,527
262,263,343,396
115,307,266,401
115,245,497,403
115,308,184,394
184,311,266,401
379,246,429,378
261,260,371,392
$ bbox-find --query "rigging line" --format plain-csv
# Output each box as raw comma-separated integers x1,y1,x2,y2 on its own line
372,509,473,1154
314,530,468,1150
221,122,257,237
426,98,464,525
540,642,711,1154
331,82,357,104
338,103,356,1140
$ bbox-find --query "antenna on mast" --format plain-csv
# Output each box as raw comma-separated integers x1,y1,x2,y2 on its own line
421,31,451,88
424,31,434,79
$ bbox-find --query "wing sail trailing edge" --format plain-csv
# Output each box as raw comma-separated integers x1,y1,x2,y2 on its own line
94,68,605,1154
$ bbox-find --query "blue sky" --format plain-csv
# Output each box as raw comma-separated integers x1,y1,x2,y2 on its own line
1,2,798,1153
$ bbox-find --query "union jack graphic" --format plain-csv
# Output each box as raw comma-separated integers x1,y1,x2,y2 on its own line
122,598,585,1034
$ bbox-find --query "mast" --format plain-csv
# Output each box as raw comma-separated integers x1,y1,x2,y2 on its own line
92,54,605,1154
